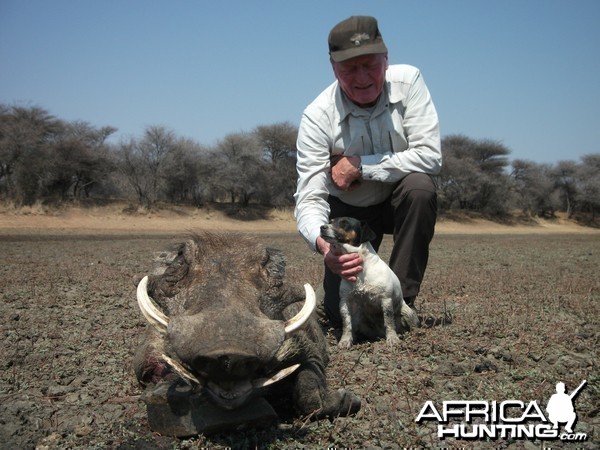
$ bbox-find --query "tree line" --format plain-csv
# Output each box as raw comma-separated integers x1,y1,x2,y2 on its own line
1,104,598,220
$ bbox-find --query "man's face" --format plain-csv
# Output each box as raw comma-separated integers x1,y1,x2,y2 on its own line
332,53,388,108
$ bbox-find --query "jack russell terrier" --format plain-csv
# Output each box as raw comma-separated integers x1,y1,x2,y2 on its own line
320,217,420,349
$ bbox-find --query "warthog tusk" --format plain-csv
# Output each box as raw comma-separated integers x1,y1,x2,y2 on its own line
161,354,203,386
284,283,316,335
253,363,301,388
136,276,169,333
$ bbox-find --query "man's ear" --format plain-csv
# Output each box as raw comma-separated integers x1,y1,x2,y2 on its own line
360,221,377,243
330,58,339,79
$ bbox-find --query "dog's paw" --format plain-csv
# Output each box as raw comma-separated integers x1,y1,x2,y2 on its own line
401,304,420,329
386,333,401,347
337,337,353,349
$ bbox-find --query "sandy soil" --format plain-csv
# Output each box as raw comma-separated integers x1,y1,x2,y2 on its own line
0,204,597,236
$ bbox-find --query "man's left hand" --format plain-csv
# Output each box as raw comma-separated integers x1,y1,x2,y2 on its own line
330,155,361,191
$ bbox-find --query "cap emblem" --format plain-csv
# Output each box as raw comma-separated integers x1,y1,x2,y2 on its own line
350,33,370,46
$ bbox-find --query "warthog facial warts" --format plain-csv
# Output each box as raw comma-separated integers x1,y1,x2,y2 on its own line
133,233,360,434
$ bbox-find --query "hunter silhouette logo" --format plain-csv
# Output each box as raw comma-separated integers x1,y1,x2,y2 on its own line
546,380,586,434
415,379,588,442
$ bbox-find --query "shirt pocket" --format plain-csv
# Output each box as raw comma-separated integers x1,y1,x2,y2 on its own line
332,134,370,157
388,107,408,152
388,129,408,153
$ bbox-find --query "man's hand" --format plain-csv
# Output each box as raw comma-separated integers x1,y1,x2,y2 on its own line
316,236,362,281
330,155,361,191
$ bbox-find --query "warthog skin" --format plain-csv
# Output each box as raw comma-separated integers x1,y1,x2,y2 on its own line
133,233,360,421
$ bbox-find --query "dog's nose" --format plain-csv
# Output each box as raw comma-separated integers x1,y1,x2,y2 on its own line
320,225,328,231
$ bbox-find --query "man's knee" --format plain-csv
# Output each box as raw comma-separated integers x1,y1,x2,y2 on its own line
403,172,436,191
394,174,437,213
393,173,436,203
406,186,437,207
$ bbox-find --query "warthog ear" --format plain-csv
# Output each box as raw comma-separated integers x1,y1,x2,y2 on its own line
150,241,193,301
151,249,179,276
182,238,200,265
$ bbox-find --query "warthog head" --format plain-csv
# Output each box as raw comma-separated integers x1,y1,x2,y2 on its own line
135,233,316,410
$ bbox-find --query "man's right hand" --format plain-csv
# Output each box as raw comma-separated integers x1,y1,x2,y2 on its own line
316,236,363,281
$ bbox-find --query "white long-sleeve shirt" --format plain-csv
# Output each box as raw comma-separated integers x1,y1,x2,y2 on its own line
294,64,442,250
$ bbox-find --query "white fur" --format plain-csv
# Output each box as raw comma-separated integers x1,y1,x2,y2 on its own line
326,230,419,349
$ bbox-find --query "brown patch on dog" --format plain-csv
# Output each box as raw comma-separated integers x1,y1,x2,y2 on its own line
346,229,358,245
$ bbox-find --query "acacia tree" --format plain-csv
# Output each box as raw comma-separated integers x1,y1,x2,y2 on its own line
256,121,297,165
210,132,269,205
45,122,117,200
510,160,558,217
255,122,298,206
574,154,600,219
161,138,214,205
0,105,118,204
552,160,579,218
117,126,176,207
0,105,63,204
438,134,511,215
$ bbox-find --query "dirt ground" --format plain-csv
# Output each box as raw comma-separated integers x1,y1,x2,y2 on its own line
0,202,596,236
0,205,598,449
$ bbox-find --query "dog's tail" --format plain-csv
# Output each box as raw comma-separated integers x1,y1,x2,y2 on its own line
400,302,420,330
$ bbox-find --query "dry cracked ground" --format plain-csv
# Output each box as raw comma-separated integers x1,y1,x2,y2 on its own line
0,210,598,449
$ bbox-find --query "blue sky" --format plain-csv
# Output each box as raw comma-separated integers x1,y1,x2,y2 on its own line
1,0,599,164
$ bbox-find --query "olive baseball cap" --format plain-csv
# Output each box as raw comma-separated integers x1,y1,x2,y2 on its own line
328,16,388,62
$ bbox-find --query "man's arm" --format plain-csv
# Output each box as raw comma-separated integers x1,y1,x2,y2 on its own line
361,67,442,182
294,111,332,251
294,111,363,281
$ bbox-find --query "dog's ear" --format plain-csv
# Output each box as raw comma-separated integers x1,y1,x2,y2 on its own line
360,221,377,243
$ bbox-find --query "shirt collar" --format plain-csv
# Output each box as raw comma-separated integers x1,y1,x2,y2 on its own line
335,84,354,122
335,77,399,123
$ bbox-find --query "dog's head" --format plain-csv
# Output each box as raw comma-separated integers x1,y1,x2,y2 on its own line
320,217,377,249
